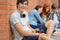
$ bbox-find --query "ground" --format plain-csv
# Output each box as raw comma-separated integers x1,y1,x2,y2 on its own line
52,32,60,40
52,35,60,40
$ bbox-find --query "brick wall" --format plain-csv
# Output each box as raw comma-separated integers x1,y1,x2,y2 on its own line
8,0,16,40
0,0,9,40
39,0,58,7
0,0,16,40
0,0,59,40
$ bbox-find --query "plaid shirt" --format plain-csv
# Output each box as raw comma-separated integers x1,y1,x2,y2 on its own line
46,12,60,22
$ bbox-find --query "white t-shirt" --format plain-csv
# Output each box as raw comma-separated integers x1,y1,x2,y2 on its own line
54,13,59,24
10,10,31,40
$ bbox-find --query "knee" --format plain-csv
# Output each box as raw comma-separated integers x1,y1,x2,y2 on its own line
48,20,55,25
46,20,55,27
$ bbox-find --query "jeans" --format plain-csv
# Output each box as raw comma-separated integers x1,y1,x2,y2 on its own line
30,23,47,33
57,23,60,29
22,35,39,40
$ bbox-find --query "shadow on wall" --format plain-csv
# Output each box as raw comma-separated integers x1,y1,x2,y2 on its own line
9,20,15,40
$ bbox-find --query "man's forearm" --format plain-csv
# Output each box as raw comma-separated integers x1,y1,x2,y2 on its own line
20,31,39,36
27,22,35,32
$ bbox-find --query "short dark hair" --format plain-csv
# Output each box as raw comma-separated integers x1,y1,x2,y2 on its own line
17,0,28,8
51,3,58,9
35,5,42,10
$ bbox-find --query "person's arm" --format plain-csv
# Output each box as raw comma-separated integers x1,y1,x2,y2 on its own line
27,22,35,32
34,12,45,24
15,23,49,40
10,15,39,36
27,22,40,33
15,22,51,40
14,23,39,36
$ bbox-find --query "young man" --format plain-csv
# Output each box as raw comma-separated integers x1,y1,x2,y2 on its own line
28,5,55,38
10,0,53,40
49,3,60,29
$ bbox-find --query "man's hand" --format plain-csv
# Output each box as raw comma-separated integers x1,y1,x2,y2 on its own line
35,28,41,33
32,29,36,33
31,28,40,33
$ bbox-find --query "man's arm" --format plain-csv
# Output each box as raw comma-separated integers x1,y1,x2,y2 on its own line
27,22,40,33
27,22,36,32
14,23,39,36
15,23,50,40
34,12,45,24
10,15,39,37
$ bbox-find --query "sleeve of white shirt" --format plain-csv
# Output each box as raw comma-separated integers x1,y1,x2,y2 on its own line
10,15,21,25
54,14,59,24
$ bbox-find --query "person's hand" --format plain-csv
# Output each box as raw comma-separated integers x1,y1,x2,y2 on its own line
39,33,54,40
31,29,36,33
32,28,41,33
35,28,41,33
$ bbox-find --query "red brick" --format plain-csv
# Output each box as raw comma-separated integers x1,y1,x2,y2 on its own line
8,6,16,10
0,24,9,30
0,13,8,16
0,38,9,40
0,10,8,14
8,10,16,15
0,5,8,10
0,28,9,33
0,2,8,5
8,2,16,5
0,30,9,40
0,19,9,24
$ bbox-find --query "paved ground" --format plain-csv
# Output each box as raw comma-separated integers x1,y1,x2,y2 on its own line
51,32,60,40
52,35,60,40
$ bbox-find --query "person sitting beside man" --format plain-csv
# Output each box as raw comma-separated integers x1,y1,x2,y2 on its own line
28,5,55,38
44,3,60,29
51,3,60,29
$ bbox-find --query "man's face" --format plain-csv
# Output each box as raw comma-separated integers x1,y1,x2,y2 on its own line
18,1,28,12
52,9,58,12
38,7,43,13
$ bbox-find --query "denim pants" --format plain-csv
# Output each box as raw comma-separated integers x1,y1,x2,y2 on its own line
57,23,60,29
22,23,47,40
22,35,39,40
30,23,47,33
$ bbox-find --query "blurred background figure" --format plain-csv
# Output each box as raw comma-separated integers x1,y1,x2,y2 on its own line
51,3,60,34
40,3,51,21
51,3,60,29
